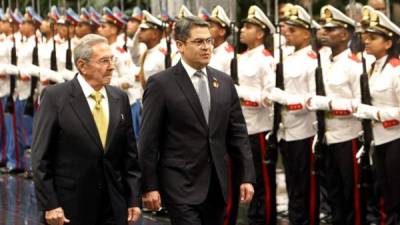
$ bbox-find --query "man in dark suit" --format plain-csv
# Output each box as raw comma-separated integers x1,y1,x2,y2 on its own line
139,16,255,225
32,34,141,225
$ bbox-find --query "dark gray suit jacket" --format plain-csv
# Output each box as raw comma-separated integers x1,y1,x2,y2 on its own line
32,77,141,225
139,61,255,205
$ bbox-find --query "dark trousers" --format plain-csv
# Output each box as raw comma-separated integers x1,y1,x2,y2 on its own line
325,139,360,225
280,137,313,225
166,167,226,225
247,132,277,225
42,190,116,225
374,138,400,225
223,156,240,225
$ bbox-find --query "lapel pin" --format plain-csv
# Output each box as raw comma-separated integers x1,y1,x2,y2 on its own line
212,77,220,88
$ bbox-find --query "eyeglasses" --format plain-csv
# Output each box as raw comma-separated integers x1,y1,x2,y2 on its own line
184,37,214,47
89,57,114,66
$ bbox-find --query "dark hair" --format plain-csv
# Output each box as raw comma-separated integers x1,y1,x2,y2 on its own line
174,16,209,41
384,34,400,58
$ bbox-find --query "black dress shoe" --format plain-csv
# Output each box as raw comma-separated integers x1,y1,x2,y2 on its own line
6,168,25,174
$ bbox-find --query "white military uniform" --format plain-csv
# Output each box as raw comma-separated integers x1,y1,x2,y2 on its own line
55,37,76,72
209,41,233,74
142,42,166,81
236,45,275,135
321,49,362,144
15,35,36,101
361,56,400,145
269,45,317,141
0,35,13,98
109,41,140,104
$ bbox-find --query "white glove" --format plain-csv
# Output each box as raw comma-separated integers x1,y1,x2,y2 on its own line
379,107,400,121
330,98,353,111
268,87,288,105
23,65,41,78
307,95,331,111
235,84,245,100
19,68,31,78
40,68,64,83
0,64,20,75
60,69,76,81
353,103,379,120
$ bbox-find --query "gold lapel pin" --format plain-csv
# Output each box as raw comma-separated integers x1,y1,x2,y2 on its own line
212,77,220,88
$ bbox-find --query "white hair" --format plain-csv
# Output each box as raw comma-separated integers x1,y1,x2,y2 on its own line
73,34,108,66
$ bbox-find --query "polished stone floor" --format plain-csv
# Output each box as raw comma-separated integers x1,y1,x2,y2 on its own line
0,171,309,225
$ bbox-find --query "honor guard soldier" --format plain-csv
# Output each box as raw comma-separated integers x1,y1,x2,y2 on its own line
197,7,211,21
75,8,97,39
66,8,80,47
2,7,35,173
127,6,146,66
55,8,79,74
113,7,129,48
208,5,234,75
237,5,276,225
171,5,194,66
138,10,166,86
98,7,140,136
267,5,320,225
0,8,20,168
307,5,363,225
354,7,400,224
133,10,167,140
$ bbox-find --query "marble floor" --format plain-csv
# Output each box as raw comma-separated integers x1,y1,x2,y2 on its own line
0,171,329,225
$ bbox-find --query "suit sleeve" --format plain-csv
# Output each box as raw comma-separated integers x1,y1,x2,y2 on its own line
31,88,60,210
121,93,142,208
226,79,256,184
139,76,166,192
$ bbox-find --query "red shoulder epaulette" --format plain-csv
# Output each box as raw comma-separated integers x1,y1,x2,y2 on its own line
307,51,317,59
389,58,400,67
263,49,272,57
348,53,361,63
55,40,61,45
117,47,126,53
225,44,234,53
0,38,4,42
159,47,167,56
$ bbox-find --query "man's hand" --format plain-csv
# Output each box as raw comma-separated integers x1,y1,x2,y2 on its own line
240,183,254,204
45,207,70,225
142,191,161,211
127,207,141,224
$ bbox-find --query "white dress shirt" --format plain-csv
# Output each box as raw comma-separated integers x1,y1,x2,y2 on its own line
369,55,400,145
77,74,110,122
181,58,210,103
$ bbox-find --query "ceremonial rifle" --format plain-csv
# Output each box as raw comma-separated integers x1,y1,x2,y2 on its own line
65,19,73,70
308,2,326,224
230,22,238,84
357,38,374,225
263,1,281,224
267,0,284,155
5,22,18,114
24,33,39,116
160,0,171,68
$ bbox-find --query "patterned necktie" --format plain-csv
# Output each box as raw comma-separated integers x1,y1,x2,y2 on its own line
194,70,210,123
90,91,108,148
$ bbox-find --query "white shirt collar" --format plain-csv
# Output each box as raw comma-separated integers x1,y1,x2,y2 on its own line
180,58,208,78
147,42,163,53
375,55,388,66
77,74,107,99
213,41,227,54
291,45,312,57
331,48,350,62
247,44,265,57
